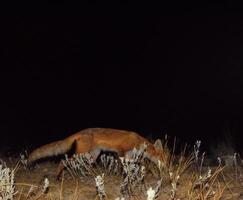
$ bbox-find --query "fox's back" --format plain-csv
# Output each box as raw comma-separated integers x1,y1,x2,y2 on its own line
73,128,150,154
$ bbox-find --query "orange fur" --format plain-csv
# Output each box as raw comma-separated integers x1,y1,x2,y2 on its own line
28,128,165,178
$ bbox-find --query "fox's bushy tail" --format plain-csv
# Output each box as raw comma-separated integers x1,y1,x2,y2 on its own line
27,138,75,166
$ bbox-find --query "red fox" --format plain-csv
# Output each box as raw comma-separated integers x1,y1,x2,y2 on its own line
27,128,165,178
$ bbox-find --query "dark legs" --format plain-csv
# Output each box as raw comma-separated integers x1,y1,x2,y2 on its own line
56,160,66,180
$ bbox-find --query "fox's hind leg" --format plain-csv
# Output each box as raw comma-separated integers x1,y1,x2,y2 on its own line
55,149,102,180
56,161,66,180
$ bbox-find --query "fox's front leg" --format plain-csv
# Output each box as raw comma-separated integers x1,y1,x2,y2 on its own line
56,160,67,180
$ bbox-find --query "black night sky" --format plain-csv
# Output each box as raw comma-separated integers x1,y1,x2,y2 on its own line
1,11,243,154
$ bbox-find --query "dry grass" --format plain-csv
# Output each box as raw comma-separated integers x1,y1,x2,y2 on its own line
1,137,243,200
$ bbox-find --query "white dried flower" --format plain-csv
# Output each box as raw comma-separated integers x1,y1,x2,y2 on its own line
147,187,156,200
0,165,17,200
95,174,106,200
217,157,222,166
206,168,211,178
194,140,201,161
146,178,162,200
115,197,125,200
196,140,201,149
42,178,49,194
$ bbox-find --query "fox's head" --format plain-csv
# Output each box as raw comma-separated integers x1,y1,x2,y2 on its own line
144,139,168,167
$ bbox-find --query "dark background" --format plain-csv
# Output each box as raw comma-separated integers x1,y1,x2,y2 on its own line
1,10,243,155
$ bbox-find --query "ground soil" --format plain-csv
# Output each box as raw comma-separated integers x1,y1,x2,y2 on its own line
7,159,243,200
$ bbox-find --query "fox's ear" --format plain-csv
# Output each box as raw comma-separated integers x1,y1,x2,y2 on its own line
154,139,162,149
